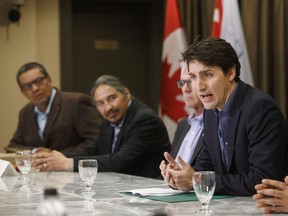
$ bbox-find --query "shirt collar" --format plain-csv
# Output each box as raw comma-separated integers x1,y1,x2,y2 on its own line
111,117,125,129
214,82,239,115
187,112,204,126
34,88,56,115
110,99,132,128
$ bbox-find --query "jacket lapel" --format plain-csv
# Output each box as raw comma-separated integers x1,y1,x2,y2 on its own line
112,100,137,153
190,130,204,165
29,105,43,144
42,89,61,145
107,124,114,153
226,81,246,171
226,110,240,171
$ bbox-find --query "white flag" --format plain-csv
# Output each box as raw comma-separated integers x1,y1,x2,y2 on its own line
212,0,254,86
160,0,188,141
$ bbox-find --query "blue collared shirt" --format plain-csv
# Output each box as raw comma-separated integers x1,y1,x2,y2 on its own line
110,100,132,153
175,112,204,165
215,83,238,168
34,88,56,140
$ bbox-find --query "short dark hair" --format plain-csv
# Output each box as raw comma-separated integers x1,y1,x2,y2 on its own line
181,37,241,81
90,75,128,103
16,62,49,86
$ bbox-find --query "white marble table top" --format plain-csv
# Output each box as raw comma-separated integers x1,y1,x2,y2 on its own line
0,171,283,216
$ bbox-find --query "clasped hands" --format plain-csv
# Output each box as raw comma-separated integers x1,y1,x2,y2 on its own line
31,148,73,172
253,176,288,213
159,152,194,191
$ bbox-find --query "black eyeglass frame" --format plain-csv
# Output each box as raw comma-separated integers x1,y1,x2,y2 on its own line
176,80,192,89
20,75,48,91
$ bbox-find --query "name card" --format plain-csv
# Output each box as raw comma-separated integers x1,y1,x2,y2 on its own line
0,159,19,177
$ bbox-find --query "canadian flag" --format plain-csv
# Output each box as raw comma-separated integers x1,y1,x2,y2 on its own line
212,0,254,86
160,0,188,141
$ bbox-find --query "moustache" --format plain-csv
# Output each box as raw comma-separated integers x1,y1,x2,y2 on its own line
106,109,117,116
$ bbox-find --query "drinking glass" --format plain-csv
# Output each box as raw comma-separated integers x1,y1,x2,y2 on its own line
193,171,216,213
78,159,98,198
15,150,32,180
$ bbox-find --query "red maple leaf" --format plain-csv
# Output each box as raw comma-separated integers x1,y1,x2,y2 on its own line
160,57,187,122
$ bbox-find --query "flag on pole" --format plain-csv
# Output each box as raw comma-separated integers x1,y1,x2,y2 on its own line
160,0,188,141
212,0,254,86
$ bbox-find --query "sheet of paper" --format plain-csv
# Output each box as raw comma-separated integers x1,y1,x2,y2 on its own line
121,187,188,196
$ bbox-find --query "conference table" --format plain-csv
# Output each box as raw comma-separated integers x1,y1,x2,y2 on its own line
0,171,283,216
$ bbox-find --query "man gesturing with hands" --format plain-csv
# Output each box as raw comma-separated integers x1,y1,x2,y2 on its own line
160,37,288,196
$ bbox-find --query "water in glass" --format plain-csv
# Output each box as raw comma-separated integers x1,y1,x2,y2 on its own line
15,150,32,179
193,171,216,213
78,159,98,198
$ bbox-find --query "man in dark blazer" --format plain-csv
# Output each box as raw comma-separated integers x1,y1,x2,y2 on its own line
160,65,204,179
33,75,171,178
7,62,101,153
161,37,288,196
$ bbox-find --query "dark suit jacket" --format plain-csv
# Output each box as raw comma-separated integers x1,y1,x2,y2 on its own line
8,88,101,152
194,81,288,196
170,118,203,166
66,99,171,178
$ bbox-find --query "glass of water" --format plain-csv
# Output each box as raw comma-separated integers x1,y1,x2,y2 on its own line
15,150,32,180
78,159,98,198
193,171,216,213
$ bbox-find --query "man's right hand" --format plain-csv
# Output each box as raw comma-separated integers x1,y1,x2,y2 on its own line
32,150,73,172
166,155,195,191
160,152,194,191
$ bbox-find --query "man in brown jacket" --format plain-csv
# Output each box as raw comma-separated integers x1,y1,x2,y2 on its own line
6,62,101,153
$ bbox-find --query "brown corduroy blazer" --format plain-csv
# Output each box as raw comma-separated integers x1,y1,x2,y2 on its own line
7,88,101,152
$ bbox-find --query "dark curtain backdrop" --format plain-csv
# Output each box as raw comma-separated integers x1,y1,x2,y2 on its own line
177,0,288,118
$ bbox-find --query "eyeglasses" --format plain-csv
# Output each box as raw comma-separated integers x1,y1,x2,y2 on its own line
176,80,192,89
20,76,47,91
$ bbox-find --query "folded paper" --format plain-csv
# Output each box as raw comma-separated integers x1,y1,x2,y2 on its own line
0,159,19,177
121,187,188,196
120,188,232,203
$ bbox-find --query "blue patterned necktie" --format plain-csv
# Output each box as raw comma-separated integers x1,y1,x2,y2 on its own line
218,111,229,169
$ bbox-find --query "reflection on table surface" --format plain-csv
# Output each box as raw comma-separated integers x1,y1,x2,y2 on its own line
0,171,283,216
